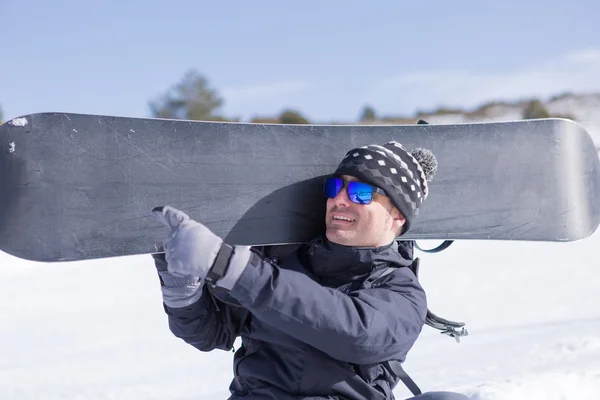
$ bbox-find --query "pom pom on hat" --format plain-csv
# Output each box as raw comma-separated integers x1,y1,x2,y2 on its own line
411,148,438,182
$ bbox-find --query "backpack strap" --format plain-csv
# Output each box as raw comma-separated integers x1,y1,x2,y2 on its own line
362,265,395,287
385,361,422,396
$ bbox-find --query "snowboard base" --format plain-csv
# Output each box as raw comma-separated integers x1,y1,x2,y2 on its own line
0,113,598,262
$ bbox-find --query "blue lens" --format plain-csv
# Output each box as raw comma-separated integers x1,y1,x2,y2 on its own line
324,177,343,198
347,181,374,204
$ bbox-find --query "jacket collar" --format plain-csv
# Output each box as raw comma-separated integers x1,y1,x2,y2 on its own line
303,235,414,286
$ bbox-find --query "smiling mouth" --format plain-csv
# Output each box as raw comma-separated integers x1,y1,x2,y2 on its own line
332,215,355,222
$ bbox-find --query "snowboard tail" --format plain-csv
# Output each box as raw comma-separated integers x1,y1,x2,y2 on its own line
0,113,599,262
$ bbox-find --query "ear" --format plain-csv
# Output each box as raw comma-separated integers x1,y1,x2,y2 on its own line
390,208,406,235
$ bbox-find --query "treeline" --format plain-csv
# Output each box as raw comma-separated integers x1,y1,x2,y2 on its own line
146,69,408,124
0,70,577,126
148,69,576,124
411,98,575,122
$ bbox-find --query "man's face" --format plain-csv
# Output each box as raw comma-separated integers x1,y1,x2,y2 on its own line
325,175,405,247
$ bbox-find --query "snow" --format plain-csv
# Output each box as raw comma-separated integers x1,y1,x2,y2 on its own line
1,230,599,400
8,117,28,127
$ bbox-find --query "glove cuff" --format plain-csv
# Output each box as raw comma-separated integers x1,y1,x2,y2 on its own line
205,244,252,290
158,270,203,308
205,242,235,285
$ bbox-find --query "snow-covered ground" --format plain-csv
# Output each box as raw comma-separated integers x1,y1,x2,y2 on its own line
1,227,599,399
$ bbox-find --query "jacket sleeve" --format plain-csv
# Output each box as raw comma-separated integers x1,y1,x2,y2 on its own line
226,254,427,365
163,288,250,352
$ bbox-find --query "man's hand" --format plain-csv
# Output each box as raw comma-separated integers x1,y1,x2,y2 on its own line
152,205,223,280
152,249,204,308
152,205,253,298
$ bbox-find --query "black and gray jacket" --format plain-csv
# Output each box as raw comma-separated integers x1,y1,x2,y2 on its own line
162,235,427,399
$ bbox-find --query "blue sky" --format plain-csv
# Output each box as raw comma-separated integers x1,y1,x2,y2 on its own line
2,0,599,122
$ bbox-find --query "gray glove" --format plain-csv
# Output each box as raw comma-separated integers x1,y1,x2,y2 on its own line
152,205,252,294
152,205,223,278
152,249,204,308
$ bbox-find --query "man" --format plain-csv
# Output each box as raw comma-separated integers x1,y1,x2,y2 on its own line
151,141,468,400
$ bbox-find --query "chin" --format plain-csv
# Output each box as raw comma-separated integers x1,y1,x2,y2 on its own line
325,230,363,247
325,230,352,245
326,230,390,248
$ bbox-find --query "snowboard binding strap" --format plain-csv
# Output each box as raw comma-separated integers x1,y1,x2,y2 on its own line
415,240,454,253
425,310,468,343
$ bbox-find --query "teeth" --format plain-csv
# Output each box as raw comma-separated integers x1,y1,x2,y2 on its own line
333,216,354,222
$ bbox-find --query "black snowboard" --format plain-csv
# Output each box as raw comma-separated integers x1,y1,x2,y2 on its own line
0,112,599,263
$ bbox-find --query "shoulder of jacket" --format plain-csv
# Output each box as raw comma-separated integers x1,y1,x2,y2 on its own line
369,265,421,289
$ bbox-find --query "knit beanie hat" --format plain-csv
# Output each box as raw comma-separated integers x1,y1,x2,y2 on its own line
333,141,438,234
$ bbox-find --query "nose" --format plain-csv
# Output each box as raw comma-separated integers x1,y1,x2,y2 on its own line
331,185,350,207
